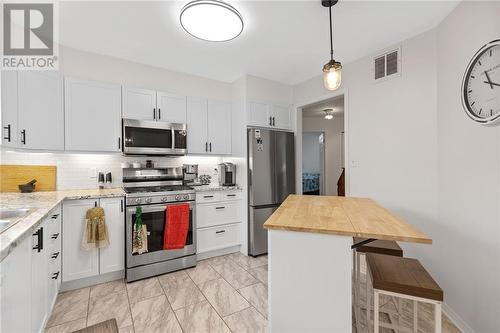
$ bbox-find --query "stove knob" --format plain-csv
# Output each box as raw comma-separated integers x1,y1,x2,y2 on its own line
161,197,168,202
145,198,152,204
135,198,142,204
175,195,182,201
184,194,190,200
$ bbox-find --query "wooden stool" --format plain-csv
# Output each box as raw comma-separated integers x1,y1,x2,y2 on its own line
366,253,443,333
352,238,403,312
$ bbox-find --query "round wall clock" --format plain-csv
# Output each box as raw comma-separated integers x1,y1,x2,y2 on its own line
461,39,500,125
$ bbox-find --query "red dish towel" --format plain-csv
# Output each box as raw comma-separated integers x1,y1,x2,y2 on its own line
163,204,190,250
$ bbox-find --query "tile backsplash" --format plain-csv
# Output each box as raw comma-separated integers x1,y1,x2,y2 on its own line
0,148,223,190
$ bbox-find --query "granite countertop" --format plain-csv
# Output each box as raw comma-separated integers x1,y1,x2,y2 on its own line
0,188,125,262
263,195,432,244
193,185,243,192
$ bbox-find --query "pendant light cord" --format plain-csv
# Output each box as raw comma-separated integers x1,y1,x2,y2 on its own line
329,0,333,61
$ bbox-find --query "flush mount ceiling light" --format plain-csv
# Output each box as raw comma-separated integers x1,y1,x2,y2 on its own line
322,0,342,90
180,0,244,42
324,108,334,120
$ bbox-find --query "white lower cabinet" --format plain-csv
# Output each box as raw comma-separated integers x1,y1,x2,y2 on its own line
196,191,243,255
0,235,32,333
62,197,124,282
0,205,62,333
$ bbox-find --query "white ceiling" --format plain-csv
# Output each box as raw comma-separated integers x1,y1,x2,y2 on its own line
59,1,459,85
303,95,344,118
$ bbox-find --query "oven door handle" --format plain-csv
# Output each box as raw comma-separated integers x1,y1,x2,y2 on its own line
127,203,194,214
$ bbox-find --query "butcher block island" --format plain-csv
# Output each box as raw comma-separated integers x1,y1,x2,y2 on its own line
263,195,432,333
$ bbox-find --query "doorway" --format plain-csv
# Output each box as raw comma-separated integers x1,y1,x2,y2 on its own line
302,132,325,195
297,93,347,196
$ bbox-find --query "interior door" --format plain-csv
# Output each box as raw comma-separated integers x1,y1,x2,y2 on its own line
249,206,276,256
207,100,231,154
186,97,208,154
123,87,156,120
64,77,122,152
156,92,187,123
248,128,276,206
18,71,64,150
274,131,296,203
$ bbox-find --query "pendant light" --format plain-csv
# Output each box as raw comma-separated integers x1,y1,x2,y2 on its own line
322,0,342,90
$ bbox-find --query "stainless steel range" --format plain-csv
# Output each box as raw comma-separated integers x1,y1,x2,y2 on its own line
123,167,196,282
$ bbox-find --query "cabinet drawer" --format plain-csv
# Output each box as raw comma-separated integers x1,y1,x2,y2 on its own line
197,223,241,254
196,192,222,203
222,191,242,201
197,201,241,228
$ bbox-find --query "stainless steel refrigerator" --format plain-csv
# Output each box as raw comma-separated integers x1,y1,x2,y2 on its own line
248,128,295,256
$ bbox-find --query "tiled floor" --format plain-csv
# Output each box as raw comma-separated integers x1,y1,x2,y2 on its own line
45,252,268,333
46,252,461,333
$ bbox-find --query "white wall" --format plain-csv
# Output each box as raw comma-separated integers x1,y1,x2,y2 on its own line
293,2,500,331
302,116,344,196
60,46,232,101
434,2,500,332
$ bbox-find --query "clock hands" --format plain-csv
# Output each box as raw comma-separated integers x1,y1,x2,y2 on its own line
484,71,495,89
483,81,500,87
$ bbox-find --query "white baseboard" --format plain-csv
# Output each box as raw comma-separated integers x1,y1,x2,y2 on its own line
443,302,475,333
60,270,124,292
196,245,241,260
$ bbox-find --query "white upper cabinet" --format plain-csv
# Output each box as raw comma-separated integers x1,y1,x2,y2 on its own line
270,104,291,129
65,77,122,152
207,100,231,154
247,101,292,130
1,71,19,147
187,97,231,155
17,71,64,150
122,87,156,120
156,92,187,123
187,97,208,154
248,101,270,127
99,197,125,274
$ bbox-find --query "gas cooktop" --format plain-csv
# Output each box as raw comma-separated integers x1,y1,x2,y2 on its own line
123,185,194,194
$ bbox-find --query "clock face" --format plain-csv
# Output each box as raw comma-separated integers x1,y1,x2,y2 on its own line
462,40,500,125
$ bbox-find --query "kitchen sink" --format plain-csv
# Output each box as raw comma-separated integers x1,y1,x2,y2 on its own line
0,208,34,233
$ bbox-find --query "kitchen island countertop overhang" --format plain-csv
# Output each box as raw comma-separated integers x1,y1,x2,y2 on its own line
263,195,432,333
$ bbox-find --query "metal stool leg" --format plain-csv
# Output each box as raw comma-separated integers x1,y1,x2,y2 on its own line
366,272,371,333
413,300,418,333
374,290,380,333
435,303,442,333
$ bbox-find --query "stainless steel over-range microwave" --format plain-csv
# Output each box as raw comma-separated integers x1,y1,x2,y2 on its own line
122,119,187,156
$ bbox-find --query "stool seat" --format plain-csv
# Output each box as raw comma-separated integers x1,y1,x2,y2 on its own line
353,237,403,256
366,253,443,302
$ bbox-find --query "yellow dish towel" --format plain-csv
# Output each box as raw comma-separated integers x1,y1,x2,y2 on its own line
82,206,109,250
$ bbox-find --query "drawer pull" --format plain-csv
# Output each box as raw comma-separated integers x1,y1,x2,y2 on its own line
215,230,226,234
226,194,236,197
215,206,225,210
51,214,59,219
203,195,214,198
51,252,60,259
52,271,60,280
51,233,60,240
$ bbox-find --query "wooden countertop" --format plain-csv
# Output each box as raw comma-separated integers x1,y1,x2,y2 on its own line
263,195,432,244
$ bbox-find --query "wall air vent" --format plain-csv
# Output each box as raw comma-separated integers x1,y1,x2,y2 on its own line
373,47,401,82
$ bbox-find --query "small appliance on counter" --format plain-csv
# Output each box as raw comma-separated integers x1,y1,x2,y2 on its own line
218,162,236,186
182,164,200,185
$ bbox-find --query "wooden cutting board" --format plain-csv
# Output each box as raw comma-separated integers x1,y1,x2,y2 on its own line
0,165,56,192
